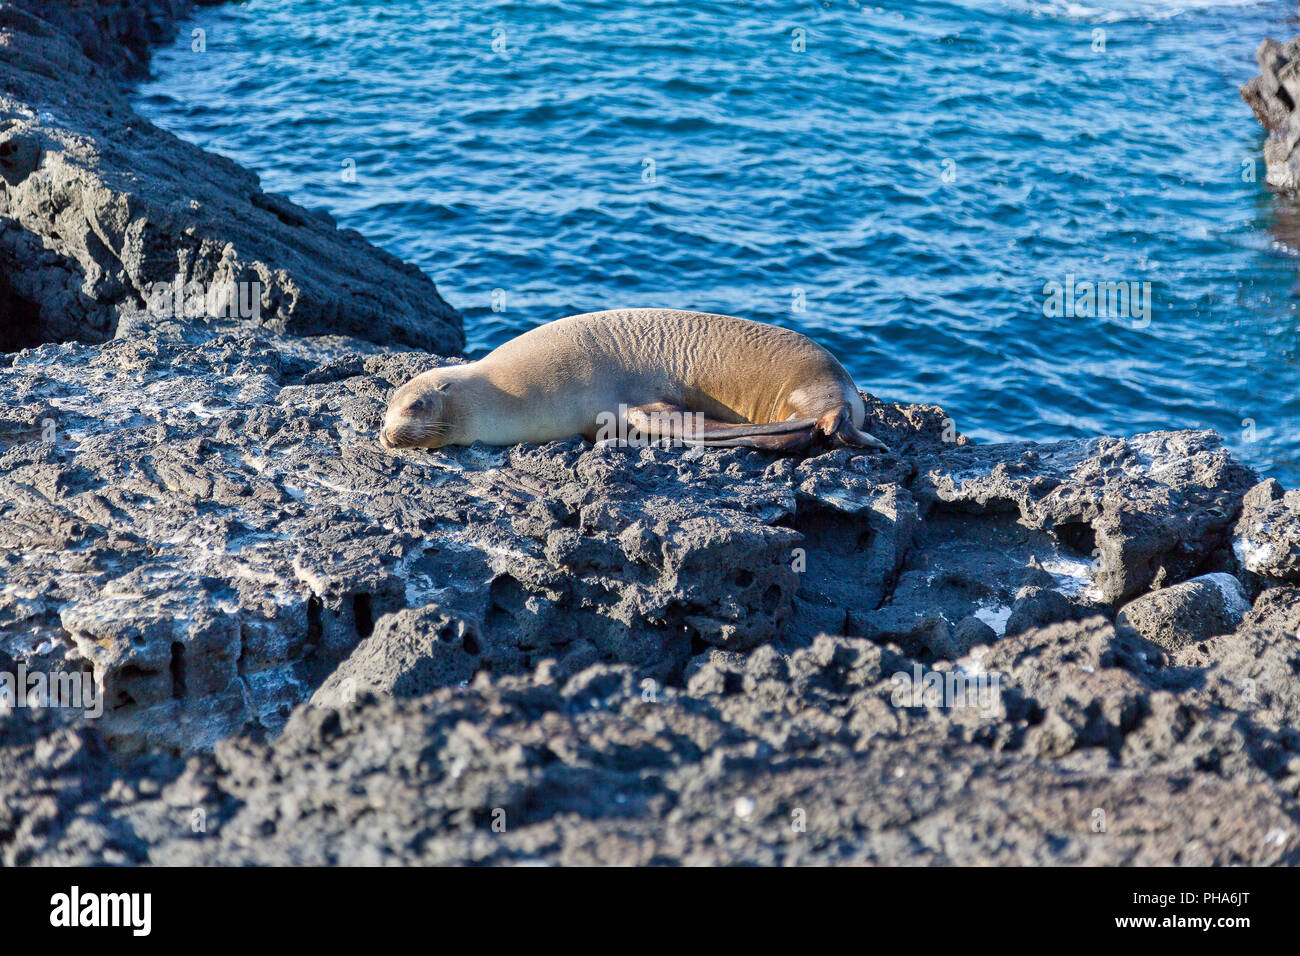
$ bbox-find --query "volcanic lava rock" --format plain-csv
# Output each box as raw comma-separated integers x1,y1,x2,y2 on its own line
6,618,1300,865
1234,478,1300,584
1115,573,1252,651
0,320,1273,754
1243,37,1300,190
1243,586,1300,634
311,604,482,706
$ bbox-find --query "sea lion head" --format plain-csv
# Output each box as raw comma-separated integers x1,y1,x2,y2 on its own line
380,370,457,449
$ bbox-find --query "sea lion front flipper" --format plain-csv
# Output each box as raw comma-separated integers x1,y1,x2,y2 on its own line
816,407,891,453
624,403,818,452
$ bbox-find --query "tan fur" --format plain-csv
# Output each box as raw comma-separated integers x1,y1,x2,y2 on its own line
380,308,870,449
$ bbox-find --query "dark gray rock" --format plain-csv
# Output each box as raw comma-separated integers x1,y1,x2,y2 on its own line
851,606,955,660
1173,621,1300,735
1243,586,1300,635
950,614,997,653
917,433,1256,604
0,0,463,352
311,604,481,706
1,322,1265,754
1114,573,1251,651
1005,585,1076,637
8,1,227,79
1234,478,1300,584
1243,37,1300,190
6,619,1300,866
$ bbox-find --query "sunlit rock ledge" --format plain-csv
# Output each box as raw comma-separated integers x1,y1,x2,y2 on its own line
1,317,1291,750
4,318,1300,865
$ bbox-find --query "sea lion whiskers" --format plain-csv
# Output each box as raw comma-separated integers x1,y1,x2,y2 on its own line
381,419,453,450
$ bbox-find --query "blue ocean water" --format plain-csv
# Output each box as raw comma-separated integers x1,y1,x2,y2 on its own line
134,0,1300,482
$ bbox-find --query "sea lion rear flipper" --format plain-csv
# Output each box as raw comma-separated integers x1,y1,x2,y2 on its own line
625,403,817,452
816,407,891,453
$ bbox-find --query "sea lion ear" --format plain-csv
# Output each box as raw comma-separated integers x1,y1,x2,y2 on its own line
433,381,451,392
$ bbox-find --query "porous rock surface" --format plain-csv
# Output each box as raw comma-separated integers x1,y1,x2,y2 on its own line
1241,35,1300,192
1234,477,1300,585
1115,573,1250,651
5,614,1300,865
2,319,1299,864
0,320,1263,749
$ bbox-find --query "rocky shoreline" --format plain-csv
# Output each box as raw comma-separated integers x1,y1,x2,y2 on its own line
1,1,1299,865
0,0,461,352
